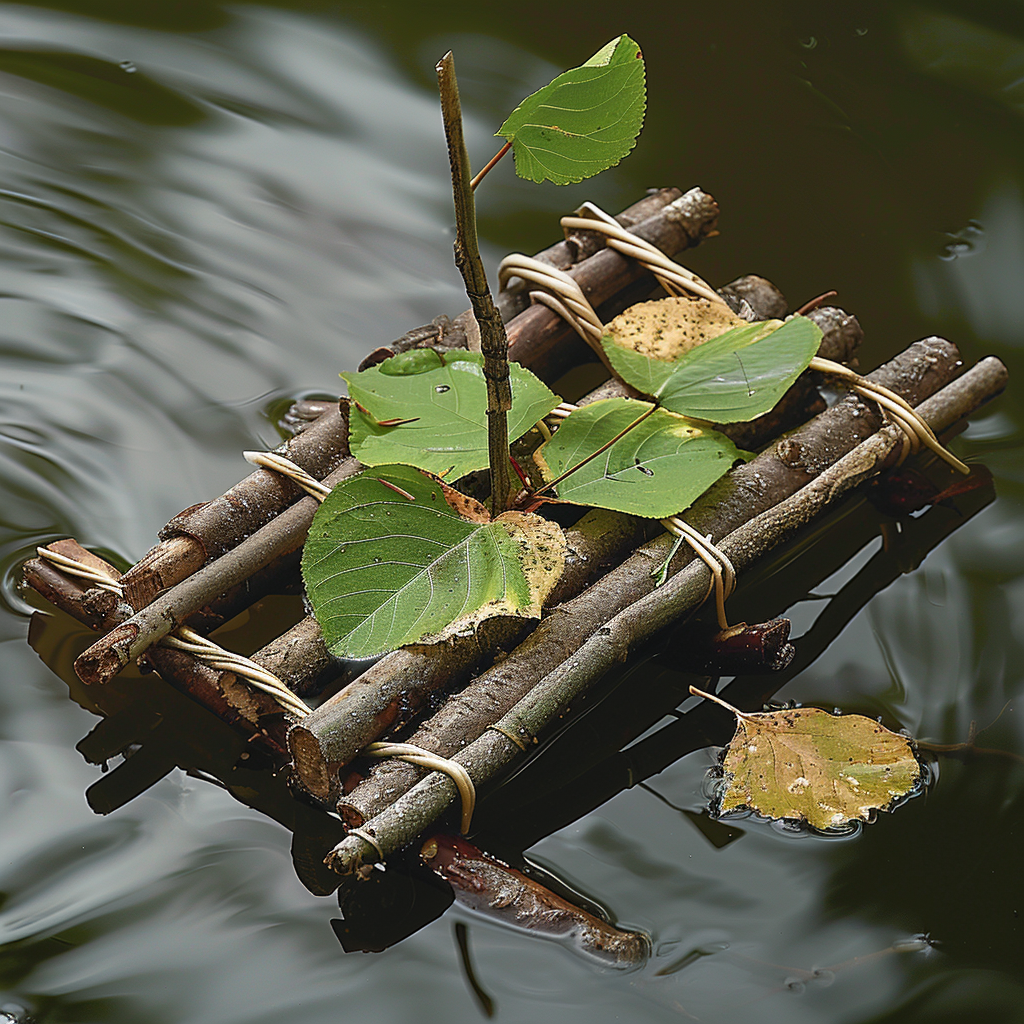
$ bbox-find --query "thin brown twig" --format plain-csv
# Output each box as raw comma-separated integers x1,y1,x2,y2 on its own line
794,290,838,317
437,53,514,516
470,140,511,190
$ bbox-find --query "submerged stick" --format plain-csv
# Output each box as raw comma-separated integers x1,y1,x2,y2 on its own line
421,833,650,969
327,355,1007,871
334,337,965,828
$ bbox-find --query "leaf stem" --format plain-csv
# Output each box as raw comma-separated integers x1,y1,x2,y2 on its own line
531,403,657,499
689,684,745,719
437,52,514,517
470,140,511,190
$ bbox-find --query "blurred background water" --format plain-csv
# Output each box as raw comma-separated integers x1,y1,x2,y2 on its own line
1,2,1023,1022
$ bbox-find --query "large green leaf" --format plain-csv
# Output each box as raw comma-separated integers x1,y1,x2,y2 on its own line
341,350,559,480
302,465,565,659
534,398,742,517
601,316,822,423
495,34,646,185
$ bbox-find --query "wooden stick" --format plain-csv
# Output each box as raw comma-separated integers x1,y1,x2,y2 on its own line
437,52,514,516
327,354,1007,872
73,458,362,686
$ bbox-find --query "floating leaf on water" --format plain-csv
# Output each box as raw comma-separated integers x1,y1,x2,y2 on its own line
341,351,559,481
496,34,646,185
302,465,565,660
602,315,822,423
533,397,742,517
691,686,921,830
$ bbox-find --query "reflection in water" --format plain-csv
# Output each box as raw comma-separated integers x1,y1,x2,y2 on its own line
1,3,1024,1024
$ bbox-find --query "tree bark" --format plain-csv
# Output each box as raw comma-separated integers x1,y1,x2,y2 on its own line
437,52,514,516
504,187,720,381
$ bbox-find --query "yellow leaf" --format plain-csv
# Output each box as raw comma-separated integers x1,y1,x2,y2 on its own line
604,296,764,362
691,686,921,830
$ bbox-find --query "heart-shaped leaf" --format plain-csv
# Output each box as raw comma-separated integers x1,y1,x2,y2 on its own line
302,465,565,659
534,397,742,517
341,350,559,481
602,315,822,423
693,687,922,830
496,34,646,185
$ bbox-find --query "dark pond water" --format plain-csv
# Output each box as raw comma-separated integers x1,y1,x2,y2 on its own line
2,2,1023,1021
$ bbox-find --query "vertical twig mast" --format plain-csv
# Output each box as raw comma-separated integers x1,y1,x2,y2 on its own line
436,52,514,516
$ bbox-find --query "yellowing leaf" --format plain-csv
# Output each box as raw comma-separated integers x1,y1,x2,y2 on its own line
302,466,566,659
603,296,752,361
602,315,822,423
691,687,921,831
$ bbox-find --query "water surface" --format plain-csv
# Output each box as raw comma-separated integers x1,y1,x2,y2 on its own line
2,3,1023,1022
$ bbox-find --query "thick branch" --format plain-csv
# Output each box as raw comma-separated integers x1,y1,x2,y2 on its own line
327,354,1007,871
73,459,362,686
437,52,513,515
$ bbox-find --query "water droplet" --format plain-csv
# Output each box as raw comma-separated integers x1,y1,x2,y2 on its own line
799,36,817,49
855,27,868,36
939,221,984,261
434,384,451,393
119,59,137,73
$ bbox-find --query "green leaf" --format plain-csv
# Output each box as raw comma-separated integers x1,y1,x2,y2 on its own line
302,465,566,660
694,686,922,831
534,398,742,517
601,316,822,423
341,350,559,480
496,34,646,185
